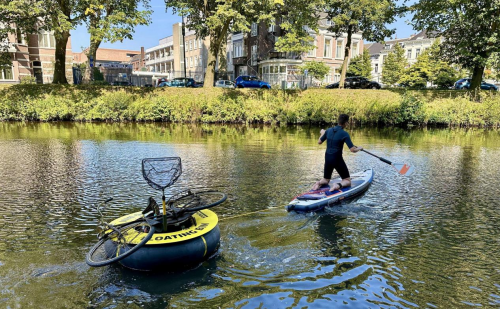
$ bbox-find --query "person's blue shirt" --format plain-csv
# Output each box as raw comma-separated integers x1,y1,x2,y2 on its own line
320,125,354,157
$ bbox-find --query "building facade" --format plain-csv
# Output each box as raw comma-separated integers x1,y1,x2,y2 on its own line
1,29,73,84
144,22,209,82
366,31,436,83
230,18,363,87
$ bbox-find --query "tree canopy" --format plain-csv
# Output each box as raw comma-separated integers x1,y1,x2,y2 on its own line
326,0,398,88
164,0,324,87
346,48,372,79
381,42,407,86
300,61,330,81
410,0,500,93
83,0,152,82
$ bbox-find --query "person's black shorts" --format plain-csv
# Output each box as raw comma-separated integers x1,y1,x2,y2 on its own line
324,154,350,180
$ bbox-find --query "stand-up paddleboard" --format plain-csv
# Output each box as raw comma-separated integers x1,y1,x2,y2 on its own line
286,169,374,213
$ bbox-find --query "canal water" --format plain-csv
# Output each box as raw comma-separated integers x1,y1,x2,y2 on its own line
0,122,499,308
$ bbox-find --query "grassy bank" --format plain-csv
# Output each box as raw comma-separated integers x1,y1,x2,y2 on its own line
0,84,499,126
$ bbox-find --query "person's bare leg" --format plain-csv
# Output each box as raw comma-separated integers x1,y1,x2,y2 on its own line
330,178,352,191
312,178,330,190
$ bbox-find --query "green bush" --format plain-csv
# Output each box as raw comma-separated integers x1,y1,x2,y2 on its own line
0,84,499,126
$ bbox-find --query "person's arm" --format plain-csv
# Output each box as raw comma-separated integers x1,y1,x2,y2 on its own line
318,129,327,144
344,134,363,152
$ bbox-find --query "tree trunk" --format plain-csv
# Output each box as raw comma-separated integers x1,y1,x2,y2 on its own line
52,31,70,84
470,65,485,99
204,21,230,88
82,40,101,84
339,26,352,89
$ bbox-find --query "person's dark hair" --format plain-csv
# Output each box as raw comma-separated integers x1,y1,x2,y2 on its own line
338,114,349,126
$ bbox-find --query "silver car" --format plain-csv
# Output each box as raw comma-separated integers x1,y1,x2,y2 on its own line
215,80,235,89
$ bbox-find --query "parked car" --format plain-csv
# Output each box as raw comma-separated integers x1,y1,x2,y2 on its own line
169,77,197,87
235,76,271,89
326,77,381,89
157,81,171,87
454,78,498,91
215,80,236,89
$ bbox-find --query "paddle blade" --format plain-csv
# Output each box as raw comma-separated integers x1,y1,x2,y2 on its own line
392,163,414,176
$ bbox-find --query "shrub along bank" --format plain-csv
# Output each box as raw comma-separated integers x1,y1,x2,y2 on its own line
0,84,499,126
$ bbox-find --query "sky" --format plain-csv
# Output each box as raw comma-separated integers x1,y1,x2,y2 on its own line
70,0,416,53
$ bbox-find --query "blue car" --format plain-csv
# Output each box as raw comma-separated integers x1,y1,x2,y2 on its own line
455,78,498,91
235,76,271,89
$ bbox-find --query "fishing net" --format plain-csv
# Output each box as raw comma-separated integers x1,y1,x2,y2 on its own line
142,157,182,191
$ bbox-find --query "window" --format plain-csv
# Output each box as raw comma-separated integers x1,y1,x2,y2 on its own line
336,40,343,58
326,20,332,26
0,66,13,80
199,39,202,48
251,45,257,66
189,40,193,51
251,23,258,37
38,31,56,48
280,66,286,73
383,55,387,63
190,57,193,67
324,38,332,58
233,40,244,58
352,42,358,57
194,55,198,67
407,49,412,59
194,39,197,49
415,48,421,58
269,24,275,33
375,63,378,73
199,56,203,67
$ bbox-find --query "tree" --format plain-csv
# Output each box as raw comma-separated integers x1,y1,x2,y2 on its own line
381,42,407,86
164,0,324,88
326,0,398,89
83,0,152,83
0,0,45,66
411,0,500,94
426,39,458,88
399,50,432,88
39,0,88,84
346,48,372,79
300,61,330,82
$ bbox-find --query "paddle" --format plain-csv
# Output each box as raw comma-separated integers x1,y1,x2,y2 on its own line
362,149,414,176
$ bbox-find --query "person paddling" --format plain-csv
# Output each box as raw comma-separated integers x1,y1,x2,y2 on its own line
312,114,363,191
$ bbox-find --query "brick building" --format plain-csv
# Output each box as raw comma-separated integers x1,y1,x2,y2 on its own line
1,29,73,84
231,17,363,87
73,48,141,65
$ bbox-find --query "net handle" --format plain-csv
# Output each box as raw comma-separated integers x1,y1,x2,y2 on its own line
162,190,167,232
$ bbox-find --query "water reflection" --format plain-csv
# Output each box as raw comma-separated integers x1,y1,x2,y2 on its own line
0,122,500,308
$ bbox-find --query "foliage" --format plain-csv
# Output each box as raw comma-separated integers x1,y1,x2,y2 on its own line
399,50,432,88
382,43,407,86
486,53,500,81
300,61,331,81
1,85,499,127
326,0,398,88
93,68,104,81
83,0,152,82
398,40,459,89
346,48,372,79
410,0,500,92
20,76,36,84
164,0,324,87
0,0,45,66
